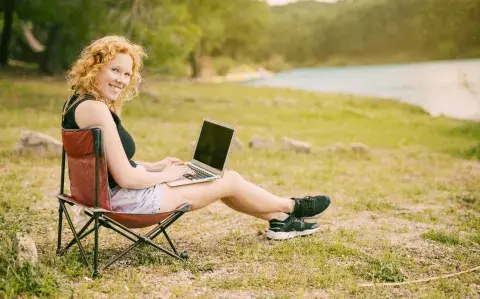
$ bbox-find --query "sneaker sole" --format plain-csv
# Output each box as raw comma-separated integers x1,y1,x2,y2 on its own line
266,225,321,240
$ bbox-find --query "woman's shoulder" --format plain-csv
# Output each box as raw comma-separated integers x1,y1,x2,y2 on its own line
75,98,111,117
75,98,122,128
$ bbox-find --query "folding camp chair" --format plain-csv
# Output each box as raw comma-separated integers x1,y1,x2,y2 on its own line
56,127,190,277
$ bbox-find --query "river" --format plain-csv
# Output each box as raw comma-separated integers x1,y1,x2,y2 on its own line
248,59,480,121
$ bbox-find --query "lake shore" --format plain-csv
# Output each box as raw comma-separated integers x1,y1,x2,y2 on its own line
248,59,480,121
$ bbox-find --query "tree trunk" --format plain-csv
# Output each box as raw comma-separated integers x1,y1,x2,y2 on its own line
127,0,140,39
189,45,200,79
0,0,16,66
40,24,62,75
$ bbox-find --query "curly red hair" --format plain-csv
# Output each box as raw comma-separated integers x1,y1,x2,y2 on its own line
66,36,147,113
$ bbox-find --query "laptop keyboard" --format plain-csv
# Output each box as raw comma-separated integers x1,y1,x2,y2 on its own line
184,164,214,180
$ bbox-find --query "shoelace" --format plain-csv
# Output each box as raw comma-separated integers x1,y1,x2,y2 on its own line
300,197,315,212
290,215,305,226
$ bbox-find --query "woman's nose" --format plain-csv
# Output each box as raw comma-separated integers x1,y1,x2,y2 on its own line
116,75,129,85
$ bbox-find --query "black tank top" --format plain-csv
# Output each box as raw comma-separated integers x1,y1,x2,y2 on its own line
62,94,137,189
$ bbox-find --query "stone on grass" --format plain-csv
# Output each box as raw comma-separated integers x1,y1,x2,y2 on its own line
248,136,275,149
350,142,370,154
281,137,311,154
14,232,38,266
231,137,245,151
326,143,348,153
17,130,62,158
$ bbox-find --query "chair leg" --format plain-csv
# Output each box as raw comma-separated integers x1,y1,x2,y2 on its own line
59,217,95,255
162,229,179,255
101,214,184,270
56,200,63,255
60,201,90,267
93,212,100,278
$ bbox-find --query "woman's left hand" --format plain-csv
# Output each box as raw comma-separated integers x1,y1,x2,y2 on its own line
154,157,183,171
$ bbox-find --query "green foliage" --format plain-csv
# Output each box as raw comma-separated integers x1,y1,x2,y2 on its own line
16,0,114,69
112,0,201,69
262,54,291,73
421,229,462,245
261,0,480,67
7,0,480,74
211,56,237,75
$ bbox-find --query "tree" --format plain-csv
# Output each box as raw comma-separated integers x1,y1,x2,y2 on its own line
0,0,16,66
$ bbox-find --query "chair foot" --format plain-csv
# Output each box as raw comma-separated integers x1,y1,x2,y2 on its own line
180,251,189,260
92,271,100,278
56,248,63,256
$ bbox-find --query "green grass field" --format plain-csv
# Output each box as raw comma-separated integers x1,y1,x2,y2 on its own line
0,72,479,298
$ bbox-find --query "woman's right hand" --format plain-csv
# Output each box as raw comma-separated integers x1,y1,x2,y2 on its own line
161,163,195,182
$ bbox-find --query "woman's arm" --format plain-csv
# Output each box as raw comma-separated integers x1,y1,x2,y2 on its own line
135,157,183,172
75,101,189,189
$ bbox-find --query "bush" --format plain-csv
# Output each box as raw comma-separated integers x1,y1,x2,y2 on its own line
262,54,291,73
212,56,238,76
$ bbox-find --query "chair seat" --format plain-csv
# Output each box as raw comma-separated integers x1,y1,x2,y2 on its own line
105,203,190,228
60,194,191,229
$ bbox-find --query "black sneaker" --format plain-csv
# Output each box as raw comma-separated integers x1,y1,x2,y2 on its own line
266,215,320,240
292,195,331,219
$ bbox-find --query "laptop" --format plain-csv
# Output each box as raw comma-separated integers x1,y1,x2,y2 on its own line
167,118,236,187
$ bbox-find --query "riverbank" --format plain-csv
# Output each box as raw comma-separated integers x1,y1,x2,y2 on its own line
1,76,479,298
249,59,480,122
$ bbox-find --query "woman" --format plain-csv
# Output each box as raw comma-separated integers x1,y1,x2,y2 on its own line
62,36,331,240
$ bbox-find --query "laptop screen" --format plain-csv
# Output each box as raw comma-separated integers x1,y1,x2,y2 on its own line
193,120,234,171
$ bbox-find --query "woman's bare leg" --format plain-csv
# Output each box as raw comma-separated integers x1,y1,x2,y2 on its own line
159,170,294,218
220,198,288,221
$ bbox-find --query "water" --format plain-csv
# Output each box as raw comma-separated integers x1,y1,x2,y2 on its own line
248,59,480,121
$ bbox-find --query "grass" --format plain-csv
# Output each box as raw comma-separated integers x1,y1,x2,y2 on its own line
1,71,480,297
421,229,462,245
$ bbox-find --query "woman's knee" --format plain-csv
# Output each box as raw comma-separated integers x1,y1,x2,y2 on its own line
223,170,243,184
221,170,244,191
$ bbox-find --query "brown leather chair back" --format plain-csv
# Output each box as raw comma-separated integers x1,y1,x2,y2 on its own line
62,128,111,210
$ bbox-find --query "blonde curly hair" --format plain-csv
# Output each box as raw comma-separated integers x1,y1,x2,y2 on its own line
65,35,147,114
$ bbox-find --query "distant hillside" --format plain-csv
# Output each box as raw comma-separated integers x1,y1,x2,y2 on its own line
263,0,480,66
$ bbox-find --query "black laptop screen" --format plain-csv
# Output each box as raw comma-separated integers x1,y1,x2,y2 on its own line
193,121,234,171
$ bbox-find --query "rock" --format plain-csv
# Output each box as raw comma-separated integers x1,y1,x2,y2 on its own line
14,232,38,266
231,137,245,151
17,130,62,158
350,142,369,154
326,142,370,155
326,143,348,153
248,136,275,149
280,137,311,153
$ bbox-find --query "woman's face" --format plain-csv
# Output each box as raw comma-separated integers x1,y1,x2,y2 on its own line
95,53,133,101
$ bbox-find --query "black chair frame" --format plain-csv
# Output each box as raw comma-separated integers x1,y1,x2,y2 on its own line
56,128,189,277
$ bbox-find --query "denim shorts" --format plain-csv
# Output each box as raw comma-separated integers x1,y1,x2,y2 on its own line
110,165,163,214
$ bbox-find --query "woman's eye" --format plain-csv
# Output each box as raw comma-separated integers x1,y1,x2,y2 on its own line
125,73,131,77
112,68,119,72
